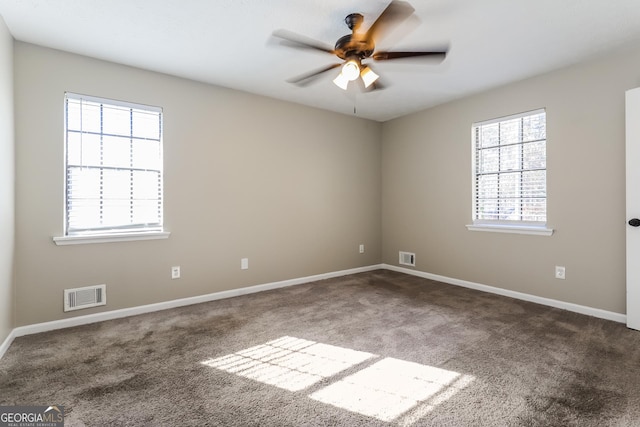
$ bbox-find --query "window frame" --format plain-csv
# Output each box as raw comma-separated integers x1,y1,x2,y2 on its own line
466,109,553,236
54,93,169,245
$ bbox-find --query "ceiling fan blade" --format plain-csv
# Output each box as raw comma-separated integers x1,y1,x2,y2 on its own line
272,29,335,54
373,51,447,61
287,63,342,86
363,0,415,44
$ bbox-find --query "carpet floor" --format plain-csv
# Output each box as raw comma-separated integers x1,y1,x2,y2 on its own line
1,270,640,426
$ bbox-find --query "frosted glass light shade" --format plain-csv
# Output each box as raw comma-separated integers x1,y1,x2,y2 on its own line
360,66,379,88
333,73,350,90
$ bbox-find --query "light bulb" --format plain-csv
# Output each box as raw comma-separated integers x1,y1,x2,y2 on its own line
341,60,360,81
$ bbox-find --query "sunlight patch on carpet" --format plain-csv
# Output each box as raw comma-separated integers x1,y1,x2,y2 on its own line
200,336,375,391
309,357,475,424
202,336,474,424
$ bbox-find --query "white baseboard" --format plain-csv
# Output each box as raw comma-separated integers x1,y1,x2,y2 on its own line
2,262,626,360
0,329,16,360
11,264,384,339
383,264,627,324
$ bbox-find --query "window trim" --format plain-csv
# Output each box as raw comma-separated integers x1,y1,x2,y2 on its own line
467,108,553,236
58,92,166,242
465,222,553,236
53,230,170,246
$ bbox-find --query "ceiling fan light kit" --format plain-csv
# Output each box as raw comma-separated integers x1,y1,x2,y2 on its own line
332,58,379,90
272,0,448,92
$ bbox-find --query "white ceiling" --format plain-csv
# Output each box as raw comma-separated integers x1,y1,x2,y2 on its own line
2,0,640,122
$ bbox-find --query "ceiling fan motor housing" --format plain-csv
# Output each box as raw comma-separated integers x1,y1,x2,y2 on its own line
334,34,374,60
334,12,375,60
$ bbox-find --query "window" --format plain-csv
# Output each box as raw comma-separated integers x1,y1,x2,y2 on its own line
468,109,552,235
61,93,164,239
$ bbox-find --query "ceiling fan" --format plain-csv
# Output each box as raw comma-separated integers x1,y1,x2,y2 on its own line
272,0,448,91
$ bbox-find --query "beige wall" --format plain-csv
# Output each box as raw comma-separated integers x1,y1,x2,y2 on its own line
0,16,14,343
14,42,382,326
382,43,640,314
12,37,640,327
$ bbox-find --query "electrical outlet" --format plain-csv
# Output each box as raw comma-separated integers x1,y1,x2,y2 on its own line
359,244,365,254
241,258,249,270
555,266,566,280
171,266,181,279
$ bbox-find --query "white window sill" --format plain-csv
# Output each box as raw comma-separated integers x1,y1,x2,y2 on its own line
466,224,554,236
53,231,171,246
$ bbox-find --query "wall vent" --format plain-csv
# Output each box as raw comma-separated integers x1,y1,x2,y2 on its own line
64,284,106,312
399,251,416,267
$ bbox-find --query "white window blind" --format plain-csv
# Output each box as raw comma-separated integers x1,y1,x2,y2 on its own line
64,93,163,235
472,109,547,224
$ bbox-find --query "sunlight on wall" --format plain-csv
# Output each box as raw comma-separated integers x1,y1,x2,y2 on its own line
200,336,374,392
201,336,475,425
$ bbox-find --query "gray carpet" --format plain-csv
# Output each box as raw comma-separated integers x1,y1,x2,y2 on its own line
1,270,640,426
